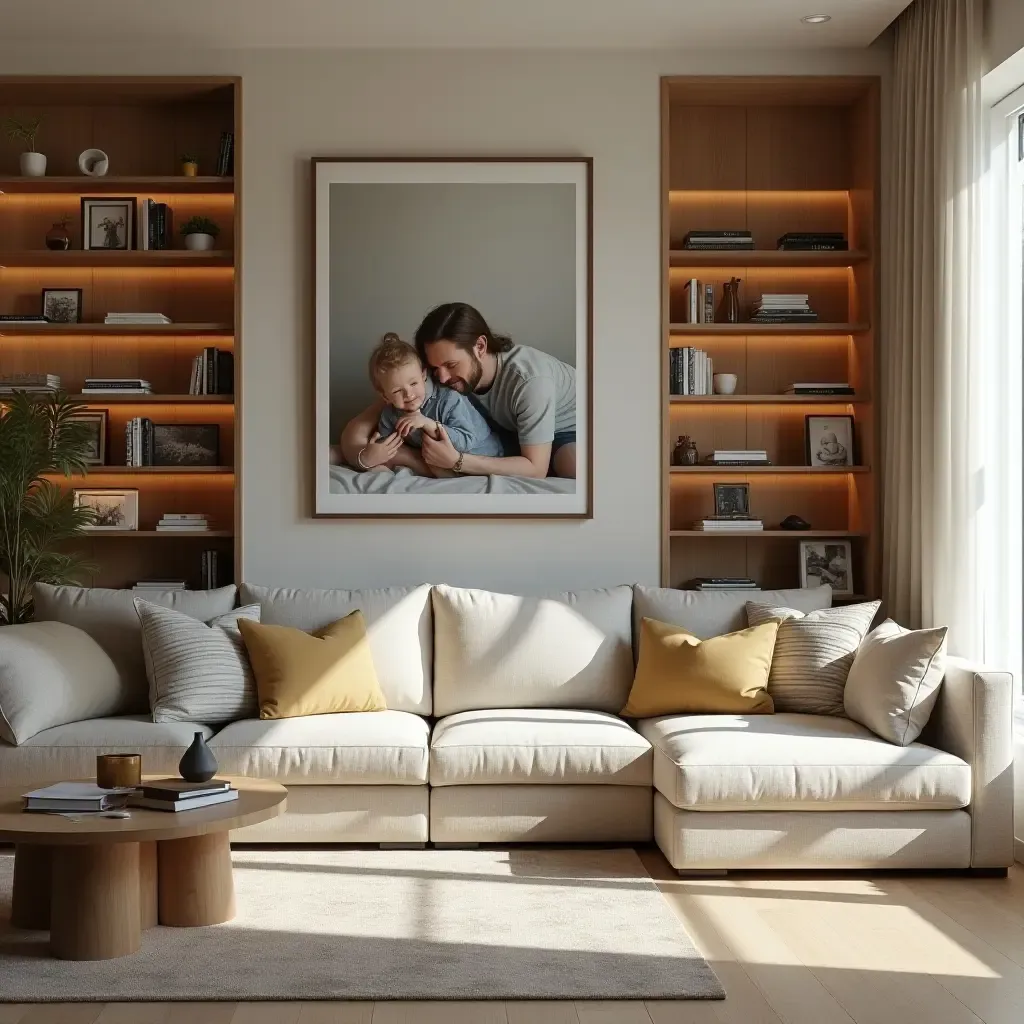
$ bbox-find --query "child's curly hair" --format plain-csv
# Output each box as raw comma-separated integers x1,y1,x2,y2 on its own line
368,332,421,387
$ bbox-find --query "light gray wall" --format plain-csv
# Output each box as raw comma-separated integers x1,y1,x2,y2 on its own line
986,0,1024,73
0,44,891,592
327,181,577,438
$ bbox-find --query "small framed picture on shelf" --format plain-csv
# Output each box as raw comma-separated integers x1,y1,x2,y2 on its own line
713,482,751,519
81,197,136,251
40,288,83,324
799,540,853,597
152,423,220,467
74,489,139,531
805,415,854,467
69,410,108,466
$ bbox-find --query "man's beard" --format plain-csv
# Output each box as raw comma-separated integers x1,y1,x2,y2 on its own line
446,352,483,394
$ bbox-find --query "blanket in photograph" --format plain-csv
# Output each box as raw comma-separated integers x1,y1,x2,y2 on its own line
329,465,575,495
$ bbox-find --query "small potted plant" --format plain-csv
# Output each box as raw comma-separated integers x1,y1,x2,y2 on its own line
181,215,219,251
181,153,199,177
4,116,45,177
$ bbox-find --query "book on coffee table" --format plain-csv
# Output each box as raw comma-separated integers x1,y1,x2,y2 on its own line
130,788,238,813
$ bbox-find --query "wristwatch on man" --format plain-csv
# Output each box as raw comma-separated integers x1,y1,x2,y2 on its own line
452,452,465,474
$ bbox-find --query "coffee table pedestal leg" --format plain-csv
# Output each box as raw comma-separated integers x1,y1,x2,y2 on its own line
50,843,141,960
12,844,52,929
158,832,235,926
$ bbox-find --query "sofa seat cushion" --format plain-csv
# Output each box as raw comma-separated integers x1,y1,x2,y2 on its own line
208,710,428,784
430,709,652,787
0,717,213,787
638,713,971,812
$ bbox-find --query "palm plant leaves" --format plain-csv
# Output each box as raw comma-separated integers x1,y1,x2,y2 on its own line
1,391,97,624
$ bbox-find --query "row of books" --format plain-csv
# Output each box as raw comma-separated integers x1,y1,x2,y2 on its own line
678,230,849,252
680,278,717,323
138,200,174,251
126,417,155,465
105,312,172,325
692,518,764,531
201,548,232,590
216,132,235,177
669,347,713,395
84,377,152,394
751,294,818,324
682,230,754,251
23,779,238,815
777,232,848,251
189,347,234,395
0,373,59,393
704,449,771,466
157,513,210,532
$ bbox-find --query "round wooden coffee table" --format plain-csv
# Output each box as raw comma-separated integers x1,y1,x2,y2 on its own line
0,775,285,961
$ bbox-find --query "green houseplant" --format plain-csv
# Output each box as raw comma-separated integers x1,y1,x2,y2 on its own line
181,215,219,251
3,116,46,177
0,392,97,624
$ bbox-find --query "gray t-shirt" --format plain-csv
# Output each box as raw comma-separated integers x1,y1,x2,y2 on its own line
473,345,576,447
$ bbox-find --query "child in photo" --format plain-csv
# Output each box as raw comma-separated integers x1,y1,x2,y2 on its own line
363,333,503,471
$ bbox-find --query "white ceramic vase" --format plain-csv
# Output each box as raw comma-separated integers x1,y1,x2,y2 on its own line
184,232,215,251
19,152,46,177
713,373,738,395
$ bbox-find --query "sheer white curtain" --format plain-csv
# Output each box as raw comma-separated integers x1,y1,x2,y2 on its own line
882,0,985,656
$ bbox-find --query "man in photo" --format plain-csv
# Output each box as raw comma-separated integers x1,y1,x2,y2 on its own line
341,302,577,480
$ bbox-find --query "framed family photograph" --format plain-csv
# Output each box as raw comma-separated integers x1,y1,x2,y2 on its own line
41,288,83,324
805,415,854,468
312,157,592,517
81,197,135,251
74,489,139,531
799,540,853,596
69,410,108,465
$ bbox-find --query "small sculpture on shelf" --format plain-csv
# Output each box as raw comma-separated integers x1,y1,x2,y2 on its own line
780,514,811,530
77,148,109,177
671,435,699,466
722,277,742,324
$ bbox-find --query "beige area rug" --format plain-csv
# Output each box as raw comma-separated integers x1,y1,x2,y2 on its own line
0,847,723,1002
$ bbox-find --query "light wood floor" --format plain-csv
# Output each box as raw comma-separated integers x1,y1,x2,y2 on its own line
3,848,1023,1024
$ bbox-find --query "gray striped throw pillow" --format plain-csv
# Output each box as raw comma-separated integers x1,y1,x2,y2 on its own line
136,599,261,724
745,600,880,715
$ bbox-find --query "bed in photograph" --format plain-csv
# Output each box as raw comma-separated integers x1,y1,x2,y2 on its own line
328,464,576,496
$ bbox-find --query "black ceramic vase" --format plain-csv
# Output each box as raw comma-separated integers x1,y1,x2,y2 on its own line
179,731,218,782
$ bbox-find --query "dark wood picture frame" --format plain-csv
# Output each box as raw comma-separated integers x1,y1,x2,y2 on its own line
41,287,83,324
152,423,220,467
81,196,136,251
805,414,855,468
69,409,108,465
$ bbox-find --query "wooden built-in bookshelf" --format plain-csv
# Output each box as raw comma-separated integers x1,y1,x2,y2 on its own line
661,76,880,599
0,76,240,589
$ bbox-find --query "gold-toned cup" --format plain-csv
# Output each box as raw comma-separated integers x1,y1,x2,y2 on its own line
96,753,142,789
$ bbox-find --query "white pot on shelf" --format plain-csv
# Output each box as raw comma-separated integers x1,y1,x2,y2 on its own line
183,232,216,251
19,152,47,177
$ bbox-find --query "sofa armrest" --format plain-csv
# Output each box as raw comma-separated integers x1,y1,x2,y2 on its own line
924,656,1015,867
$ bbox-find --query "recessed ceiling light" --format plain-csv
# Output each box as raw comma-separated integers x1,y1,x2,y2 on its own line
801,14,831,23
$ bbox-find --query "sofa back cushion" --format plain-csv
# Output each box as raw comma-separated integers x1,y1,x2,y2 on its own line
33,583,238,714
238,583,432,715
631,585,832,648
432,584,634,716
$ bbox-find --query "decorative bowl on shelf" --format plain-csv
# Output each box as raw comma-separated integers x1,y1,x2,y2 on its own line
77,148,109,176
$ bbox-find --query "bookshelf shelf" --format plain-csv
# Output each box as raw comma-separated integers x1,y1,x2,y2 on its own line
0,323,232,336
669,322,869,335
670,530,868,538
669,466,870,475
0,250,233,268
71,394,233,404
670,249,868,267
75,466,235,475
661,76,879,596
0,176,234,195
80,530,234,539
669,394,864,405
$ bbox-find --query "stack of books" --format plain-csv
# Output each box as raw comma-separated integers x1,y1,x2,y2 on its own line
680,279,716,323
23,781,133,814
669,347,713,395
133,580,187,592
137,201,173,250
692,517,764,531
751,294,818,324
777,231,848,251
126,417,154,466
202,549,231,589
216,132,235,176
0,373,59,394
704,449,770,467
104,312,172,326
157,513,209,532
189,347,235,395
0,314,48,326
691,577,761,591
83,377,152,394
785,381,855,396
682,230,754,251
130,778,237,813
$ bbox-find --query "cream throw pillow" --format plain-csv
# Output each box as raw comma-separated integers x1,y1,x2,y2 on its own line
136,599,261,725
238,610,387,719
746,600,880,715
843,619,948,745
621,617,778,717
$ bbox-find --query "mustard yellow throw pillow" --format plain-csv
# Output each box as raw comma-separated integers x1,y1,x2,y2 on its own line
237,611,387,719
621,616,778,717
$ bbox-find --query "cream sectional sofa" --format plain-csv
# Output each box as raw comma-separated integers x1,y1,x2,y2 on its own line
0,580,1013,872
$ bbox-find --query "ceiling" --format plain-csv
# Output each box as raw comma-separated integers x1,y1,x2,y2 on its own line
1,0,913,50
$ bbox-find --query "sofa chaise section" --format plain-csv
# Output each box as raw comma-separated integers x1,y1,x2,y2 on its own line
428,585,654,843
